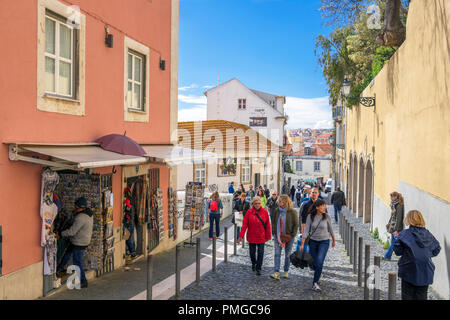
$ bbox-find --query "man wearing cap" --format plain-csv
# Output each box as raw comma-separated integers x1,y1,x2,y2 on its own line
56,197,93,288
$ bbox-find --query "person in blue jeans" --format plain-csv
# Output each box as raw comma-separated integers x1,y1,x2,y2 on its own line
330,187,346,223
383,191,404,260
300,199,335,292
56,197,93,288
270,195,299,280
208,191,223,240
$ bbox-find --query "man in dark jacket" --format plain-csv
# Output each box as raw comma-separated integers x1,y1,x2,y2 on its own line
232,192,250,239
330,186,346,223
393,210,440,300
56,197,93,288
264,185,270,199
266,191,278,220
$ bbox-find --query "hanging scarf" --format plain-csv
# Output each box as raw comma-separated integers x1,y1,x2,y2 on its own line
390,199,399,213
277,207,287,248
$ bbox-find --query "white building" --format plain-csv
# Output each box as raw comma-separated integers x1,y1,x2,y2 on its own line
284,143,332,186
205,78,287,147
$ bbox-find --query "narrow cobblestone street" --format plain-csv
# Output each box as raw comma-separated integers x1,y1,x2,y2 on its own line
174,204,443,300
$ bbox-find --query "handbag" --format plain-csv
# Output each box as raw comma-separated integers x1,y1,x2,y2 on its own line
123,227,130,241
280,233,292,243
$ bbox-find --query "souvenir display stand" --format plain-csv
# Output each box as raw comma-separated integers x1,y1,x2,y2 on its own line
183,182,204,247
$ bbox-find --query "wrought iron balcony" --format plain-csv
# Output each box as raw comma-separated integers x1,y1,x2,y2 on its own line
332,106,343,122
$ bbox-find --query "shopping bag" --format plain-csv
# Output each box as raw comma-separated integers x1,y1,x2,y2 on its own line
234,211,244,227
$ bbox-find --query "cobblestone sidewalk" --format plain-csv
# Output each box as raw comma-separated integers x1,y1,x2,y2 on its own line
174,205,443,300
174,206,364,300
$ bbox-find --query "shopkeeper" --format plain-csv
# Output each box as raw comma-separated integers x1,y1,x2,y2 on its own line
56,197,93,288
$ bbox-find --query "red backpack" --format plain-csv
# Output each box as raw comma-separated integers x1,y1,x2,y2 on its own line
210,200,218,211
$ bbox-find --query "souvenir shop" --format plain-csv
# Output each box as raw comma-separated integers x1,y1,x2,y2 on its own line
121,164,177,258
40,168,116,296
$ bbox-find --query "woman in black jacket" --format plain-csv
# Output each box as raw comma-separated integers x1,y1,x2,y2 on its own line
232,192,250,240
383,191,404,260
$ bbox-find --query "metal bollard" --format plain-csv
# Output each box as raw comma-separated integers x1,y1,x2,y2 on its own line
242,234,245,248
358,237,363,286
339,212,342,236
213,232,217,272
234,224,237,256
364,244,370,300
350,226,354,263
353,231,358,274
224,226,228,263
388,272,397,300
196,237,201,284
175,245,181,299
146,254,153,300
373,256,381,300
345,219,349,252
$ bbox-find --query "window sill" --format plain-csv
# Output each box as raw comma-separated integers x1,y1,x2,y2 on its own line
127,108,147,114
44,93,80,104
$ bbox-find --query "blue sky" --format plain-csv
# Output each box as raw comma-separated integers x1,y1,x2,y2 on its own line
178,0,334,129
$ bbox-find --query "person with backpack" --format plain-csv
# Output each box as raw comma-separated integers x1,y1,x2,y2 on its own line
383,191,405,261
238,196,271,275
270,195,299,280
246,185,256,199
56,197,93,288
266,191,278,221
290,185,296,202
393,210,441,300
208,191,223,240
295,186,302,207
232,192,250,240
299,199,335,292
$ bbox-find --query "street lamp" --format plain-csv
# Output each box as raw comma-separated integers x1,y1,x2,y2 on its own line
341,77,376,107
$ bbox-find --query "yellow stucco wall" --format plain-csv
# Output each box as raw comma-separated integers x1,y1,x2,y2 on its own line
345,0,450,207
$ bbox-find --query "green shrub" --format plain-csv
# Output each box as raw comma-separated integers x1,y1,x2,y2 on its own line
373,227,379,240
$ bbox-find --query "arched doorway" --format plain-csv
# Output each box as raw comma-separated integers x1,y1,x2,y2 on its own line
364,161,373,224
348,157,353,210
357,157,365,218
352,155,358,215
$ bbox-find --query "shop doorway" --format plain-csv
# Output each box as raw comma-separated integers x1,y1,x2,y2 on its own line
125,175,146,256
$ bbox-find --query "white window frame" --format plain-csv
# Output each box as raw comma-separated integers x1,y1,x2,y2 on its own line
241,159,251,183
127,50,145,111
194,162,206,185
296,161,303,172
123,36,150,122
238,99,246,110
44,14,74,98
37,0,86,116
314,161,321,172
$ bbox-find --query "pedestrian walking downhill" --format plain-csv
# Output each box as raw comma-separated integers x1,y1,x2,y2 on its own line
238,196,272,276
257,189,267,209
208,191,223,240
299,199,335,292
383,191,404,260
270,195,299,280
393,210,441,300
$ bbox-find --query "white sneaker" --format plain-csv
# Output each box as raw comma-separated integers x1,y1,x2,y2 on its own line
312,283,322,292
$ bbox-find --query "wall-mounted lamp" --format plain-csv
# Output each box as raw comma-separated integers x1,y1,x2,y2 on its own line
159,58,166,70
105,27,113,48
341,77,376,107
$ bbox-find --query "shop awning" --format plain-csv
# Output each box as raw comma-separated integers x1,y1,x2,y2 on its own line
7,143,148,170
142,145,217,165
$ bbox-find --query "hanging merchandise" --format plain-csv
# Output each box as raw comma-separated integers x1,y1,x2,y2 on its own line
156,188,164,241
40,169,60,276
168,188,177,240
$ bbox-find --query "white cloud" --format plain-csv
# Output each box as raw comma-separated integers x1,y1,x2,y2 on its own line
202,85,215,89
178,105,207,122
284,96,333,129
178,94,207,105
178,84,199,91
